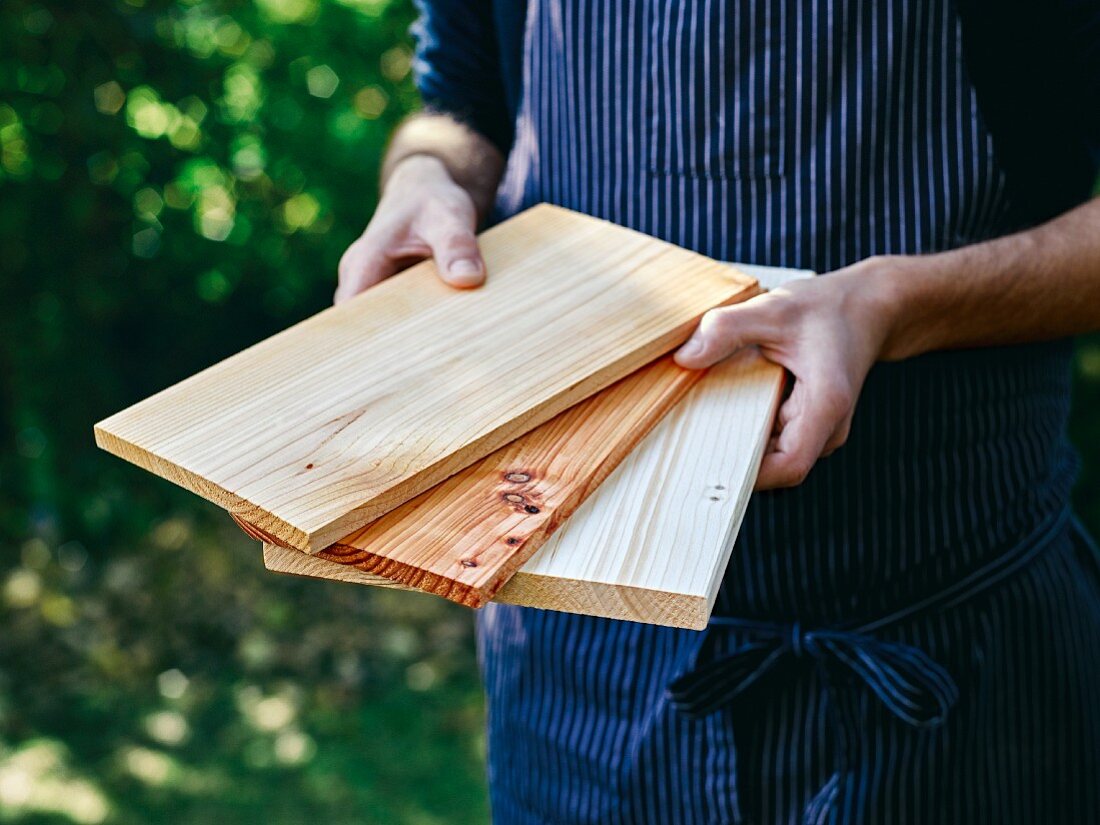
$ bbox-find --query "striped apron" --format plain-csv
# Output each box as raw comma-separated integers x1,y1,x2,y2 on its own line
481,0,1100,822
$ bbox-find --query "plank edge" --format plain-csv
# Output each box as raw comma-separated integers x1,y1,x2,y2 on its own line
94,424,310,550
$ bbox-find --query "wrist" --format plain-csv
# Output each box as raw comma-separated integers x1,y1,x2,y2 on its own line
845,255,939,362
829,255,910,363
383,153,455,191
381,114,504,221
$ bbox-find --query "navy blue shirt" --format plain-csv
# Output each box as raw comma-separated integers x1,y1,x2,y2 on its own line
413,0,1099,225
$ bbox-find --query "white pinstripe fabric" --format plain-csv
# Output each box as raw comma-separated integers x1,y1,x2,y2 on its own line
444,1,1100,822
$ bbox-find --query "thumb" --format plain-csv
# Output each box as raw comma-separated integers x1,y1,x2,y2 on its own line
417,210,486,288
674,298,779,369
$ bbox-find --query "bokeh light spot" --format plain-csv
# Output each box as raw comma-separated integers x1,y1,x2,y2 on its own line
122,747,173,786
406,661,439,692
21,538,51,570
93,81,125,115
255,0,319,24
22,7,54,35
380,46,411,82
133,187,164,220
354,85,388,119
274,729,316,765
57,541,88,573
86,151,118,185
280,192,321,233
157,669,190,700
197,269,233,303
306,64,340,99
4,569,42,608
132,227,161,258
144,711,190,746
0,741,110,824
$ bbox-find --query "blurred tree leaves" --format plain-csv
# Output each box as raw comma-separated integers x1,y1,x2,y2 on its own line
0,1,488,822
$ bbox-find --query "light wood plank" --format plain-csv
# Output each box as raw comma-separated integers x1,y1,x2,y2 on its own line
263,541,419,592
263,349,784,629
95,204,758,553
307,357,704,608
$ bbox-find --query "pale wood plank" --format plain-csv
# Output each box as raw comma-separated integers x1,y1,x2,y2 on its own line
263,541,418,592
95,204,758,553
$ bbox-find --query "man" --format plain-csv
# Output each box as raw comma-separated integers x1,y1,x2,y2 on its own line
338,1,1100,822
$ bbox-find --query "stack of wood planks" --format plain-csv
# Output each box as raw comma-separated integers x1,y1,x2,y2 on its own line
95,204,801,630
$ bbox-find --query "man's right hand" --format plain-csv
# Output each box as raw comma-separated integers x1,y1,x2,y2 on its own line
335,154,487,303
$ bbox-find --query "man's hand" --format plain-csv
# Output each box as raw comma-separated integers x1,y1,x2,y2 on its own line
335,154,487,302
672,195,1100,490
674,262,897,490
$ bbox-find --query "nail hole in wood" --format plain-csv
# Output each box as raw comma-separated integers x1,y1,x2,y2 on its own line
709,495,721,501
524,504,540,514
505,472,531,483
714,484,725,490
505,537,520,546
305,463,314,470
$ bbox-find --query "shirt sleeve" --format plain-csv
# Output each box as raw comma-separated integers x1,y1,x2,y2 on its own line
410,0,514,155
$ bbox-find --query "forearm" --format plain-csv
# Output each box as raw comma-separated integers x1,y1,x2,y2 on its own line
381,113,505,223
877,196,1100,360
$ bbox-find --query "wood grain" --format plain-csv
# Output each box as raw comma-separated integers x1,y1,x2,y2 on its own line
262,348,785,629
95,204,758,553
306,356,702,607
263,541,419,592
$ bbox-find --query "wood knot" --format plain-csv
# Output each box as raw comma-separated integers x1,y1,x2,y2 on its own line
504,471,531,483
460,559,478,568
502,493,525,504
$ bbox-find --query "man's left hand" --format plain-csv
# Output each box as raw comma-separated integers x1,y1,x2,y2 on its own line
674,260,898,490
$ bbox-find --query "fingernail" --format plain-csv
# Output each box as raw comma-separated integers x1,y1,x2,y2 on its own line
449,258,481,277
677,337,703,360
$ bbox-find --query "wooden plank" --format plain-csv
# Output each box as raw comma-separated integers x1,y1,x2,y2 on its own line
299,357,703,607
95,204,758,553
263,541,419,592
493,348,783,628
263,348,785,629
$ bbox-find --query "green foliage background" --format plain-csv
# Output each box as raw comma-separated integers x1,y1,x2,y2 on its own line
1,1,488,823
0,1,1097,823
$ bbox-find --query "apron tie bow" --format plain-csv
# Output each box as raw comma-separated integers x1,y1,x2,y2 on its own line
668,623,959,727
